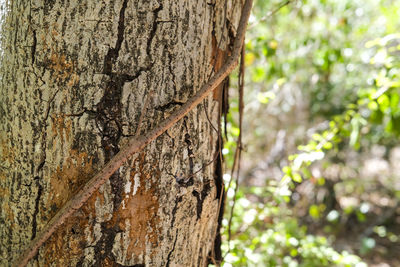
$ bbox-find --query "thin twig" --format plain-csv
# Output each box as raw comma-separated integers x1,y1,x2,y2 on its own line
14,0,253,266
248,0,293,29
225,43,245,259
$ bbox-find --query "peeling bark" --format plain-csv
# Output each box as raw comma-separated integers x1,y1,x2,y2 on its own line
0,0,244,266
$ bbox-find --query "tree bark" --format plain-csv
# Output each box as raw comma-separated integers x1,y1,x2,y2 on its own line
0,0,244,266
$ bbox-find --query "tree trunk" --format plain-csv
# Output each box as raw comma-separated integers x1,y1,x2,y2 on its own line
0,0,244,266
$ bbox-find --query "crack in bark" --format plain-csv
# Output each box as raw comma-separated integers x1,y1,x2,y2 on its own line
64,108,98,118
170,196,182,228
191,181,211,221
146,4,163,63
91,1,160,262
31,30,36,65
36,161,45,173
30,87,61,242
103,0,129,74
155,100,184,112
183,115,211,221
98,0,131,209
207,1,216,7
156,20,173,23
165,229,178,267
92,223,122,265
31,176,43,240
191,190,201,220
92,0,130,262
164,197,182,266
167,50,177,96
43,89,61,122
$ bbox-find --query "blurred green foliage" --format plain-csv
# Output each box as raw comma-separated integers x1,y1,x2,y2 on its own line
221,0,400,266
221,180,366,266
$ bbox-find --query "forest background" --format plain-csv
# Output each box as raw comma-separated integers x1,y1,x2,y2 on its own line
221,0,400,266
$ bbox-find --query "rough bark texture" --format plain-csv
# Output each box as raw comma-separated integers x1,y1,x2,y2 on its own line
0,0,244,266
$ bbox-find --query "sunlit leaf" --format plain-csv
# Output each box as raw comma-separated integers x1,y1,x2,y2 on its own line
292,172,303,183
309,205,320,219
